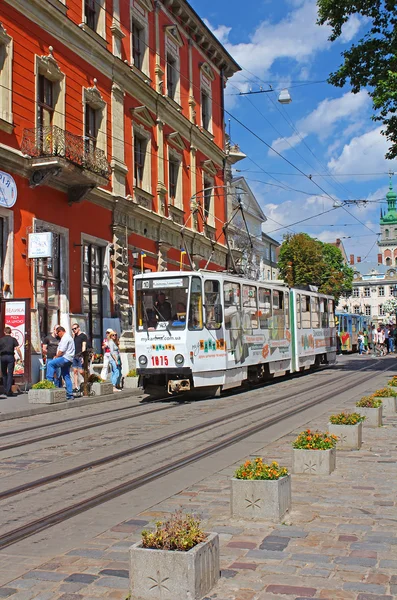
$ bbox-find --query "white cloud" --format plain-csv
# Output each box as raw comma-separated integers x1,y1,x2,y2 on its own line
316,230,349,243
202,19,231,45
327,127,392,180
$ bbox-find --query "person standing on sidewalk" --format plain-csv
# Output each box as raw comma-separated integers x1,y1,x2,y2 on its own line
100,329,113,380
46,326,75,399
384,325,390,353
0,327,22,397
42,325,60,384
108,331,121,392
71,323,88,393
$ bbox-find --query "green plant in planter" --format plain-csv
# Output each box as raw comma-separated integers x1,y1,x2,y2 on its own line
356,396,382,408
373,387,397,398
234,458,288,480
32,380,57,390
141,511,206,552
292,429,338,450
329,412,365,425
127,369,137,377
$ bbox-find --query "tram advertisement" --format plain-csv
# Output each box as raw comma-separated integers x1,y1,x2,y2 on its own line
4,300,25,376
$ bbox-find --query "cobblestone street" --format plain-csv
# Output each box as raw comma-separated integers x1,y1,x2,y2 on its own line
0,360,396,599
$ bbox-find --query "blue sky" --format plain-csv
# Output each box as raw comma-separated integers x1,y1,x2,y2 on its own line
190,0,394,261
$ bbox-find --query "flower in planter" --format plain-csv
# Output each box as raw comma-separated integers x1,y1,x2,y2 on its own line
387,376,397,387
234,458,288,480
32,380,57,390
373,387,397,398
292,429,338,450
356,396,382,408
329,412,365,425
141,511,206,552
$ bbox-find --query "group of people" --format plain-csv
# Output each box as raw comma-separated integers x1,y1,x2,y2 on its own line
357,324,397,356
43,324,122,399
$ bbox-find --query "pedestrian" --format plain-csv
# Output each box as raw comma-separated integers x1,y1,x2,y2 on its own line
71,322,88,393
389,325,395,353
384,325,390,353
108,331,121,392
46,326,75,399
363,329,369,353
0,327,22,397
42,325,60,385
100,328,113,381
357,331,366,355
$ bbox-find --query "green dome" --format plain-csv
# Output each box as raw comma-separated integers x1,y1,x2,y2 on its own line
381,180,397,225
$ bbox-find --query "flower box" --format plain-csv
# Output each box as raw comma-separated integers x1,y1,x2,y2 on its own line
91,382,114,396
230,475,291,522
28,388,67,404
328,422,362,450
373,396,396,417
123,376,139,389
293,448,336,475
356,406,382,427
129,532,219,600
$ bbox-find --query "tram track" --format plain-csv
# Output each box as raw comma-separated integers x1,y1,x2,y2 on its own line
0,360,391,551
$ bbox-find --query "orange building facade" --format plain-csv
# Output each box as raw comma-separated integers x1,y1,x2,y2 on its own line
0,0,239,378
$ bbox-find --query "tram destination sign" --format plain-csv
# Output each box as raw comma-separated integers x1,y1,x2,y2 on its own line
151,278,185,289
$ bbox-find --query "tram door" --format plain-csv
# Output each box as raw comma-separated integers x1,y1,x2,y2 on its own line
0,298,31,384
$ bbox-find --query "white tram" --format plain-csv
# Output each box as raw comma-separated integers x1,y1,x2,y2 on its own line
134,271,337,395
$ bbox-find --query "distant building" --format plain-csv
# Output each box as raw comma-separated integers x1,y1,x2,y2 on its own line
330,238,348,265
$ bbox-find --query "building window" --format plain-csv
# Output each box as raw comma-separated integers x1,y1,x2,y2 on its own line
385,228,390,239
378,286,385,297
386,257,392,266
379,304,385,316
169,156,179,204
84,85,106,155
365,305,371,316
37,75,55,152
36,234,61,340
85,0,96,29
85,104,99,151
83,243,103,353
167,53,178,100
364,287,370,297
352,288,359,298
201,90,211,130
354,305,360,314
200,62,213,133
0,24,13,129
134,134,146,188
203,177,213,222
132,20,145,70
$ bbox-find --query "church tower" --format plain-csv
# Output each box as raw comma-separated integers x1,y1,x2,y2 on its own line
379,179,397,266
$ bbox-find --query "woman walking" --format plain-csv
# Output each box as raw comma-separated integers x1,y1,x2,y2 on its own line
108,331,121,392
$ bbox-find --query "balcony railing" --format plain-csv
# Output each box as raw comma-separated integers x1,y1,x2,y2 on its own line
21,125,111,180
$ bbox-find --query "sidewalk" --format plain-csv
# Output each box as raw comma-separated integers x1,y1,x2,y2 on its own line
1,366,397,599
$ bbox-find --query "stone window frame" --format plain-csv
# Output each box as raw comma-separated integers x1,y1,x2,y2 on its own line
133,122,152,194
352,287,359,298
167,146,183,210
200,63,214,133
0,23,13,133
365,305,371,316
35,50,65,132
131,0,150,77
82,0,106,41
83,83,107,155
80,232,112,324
378,285,385,297
165,26,182,105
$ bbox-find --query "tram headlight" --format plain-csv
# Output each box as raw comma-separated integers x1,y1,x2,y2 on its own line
138,355,148,367
175,354,185,366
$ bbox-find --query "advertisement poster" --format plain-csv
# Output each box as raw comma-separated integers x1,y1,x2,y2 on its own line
5,301,25,376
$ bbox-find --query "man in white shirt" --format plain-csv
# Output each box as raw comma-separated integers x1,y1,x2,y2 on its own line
46,326,75,399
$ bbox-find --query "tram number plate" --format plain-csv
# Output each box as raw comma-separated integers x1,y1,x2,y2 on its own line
151,356,169,367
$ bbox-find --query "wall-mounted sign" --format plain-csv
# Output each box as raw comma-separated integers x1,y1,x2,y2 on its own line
0,170,17,208
28,232,53,259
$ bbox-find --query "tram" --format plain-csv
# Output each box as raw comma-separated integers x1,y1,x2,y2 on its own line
335,311,371,353
134,271,337,395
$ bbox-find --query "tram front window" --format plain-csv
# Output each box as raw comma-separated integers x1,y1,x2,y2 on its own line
136,277,189,331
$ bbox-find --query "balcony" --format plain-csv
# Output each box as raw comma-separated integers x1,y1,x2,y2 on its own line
21,126,111,203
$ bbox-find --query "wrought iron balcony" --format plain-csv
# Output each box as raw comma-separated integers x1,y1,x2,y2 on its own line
21,125,111,180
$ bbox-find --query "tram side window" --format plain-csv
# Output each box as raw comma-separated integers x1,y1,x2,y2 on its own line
352,317,357,333
321,298,329,328
272,290,285,331
204,280,221,330
224,281,240,330
329,300,335,327
243,285,258,329
285,292,290,329
258,288,271,329
302,294,311,328
189,276,203,330
311,297,320,328
297,294,302,329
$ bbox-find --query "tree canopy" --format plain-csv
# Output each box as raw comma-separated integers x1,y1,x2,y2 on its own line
317,0,397,159
278,233,354,301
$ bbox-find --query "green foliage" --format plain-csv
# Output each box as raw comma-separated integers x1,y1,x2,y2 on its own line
329,412,365,425
317,0,397,159
292,429,338,450
356,396,382,408
127,369,137,377
234,458,288,480
278,233,353,302
388,376,397,387
87,374,104,383
32,380,56,390
373,387,397,398
141,512,206,552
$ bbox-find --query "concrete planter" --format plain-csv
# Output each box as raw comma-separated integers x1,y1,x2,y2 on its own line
373,396,396,417
28,388,66,404
293,448,336,475
356,405,382,427
129,532,219,600
123,376,139,389
91,382,114,396
328,422,362,450
230,475,291,522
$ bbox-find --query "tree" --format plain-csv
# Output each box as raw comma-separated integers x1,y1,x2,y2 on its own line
278,233,353,302
317,1,397,159
382,297,397,320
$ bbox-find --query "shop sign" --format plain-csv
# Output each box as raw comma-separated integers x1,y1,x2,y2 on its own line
28,232,53,259
0,170,17,208
4,301,25,376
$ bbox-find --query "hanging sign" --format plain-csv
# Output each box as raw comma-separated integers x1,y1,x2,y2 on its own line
0,170,17,208
4,301,25,376
28,232,53,259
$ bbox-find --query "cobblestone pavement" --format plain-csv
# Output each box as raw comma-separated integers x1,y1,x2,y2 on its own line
1,363,397,599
